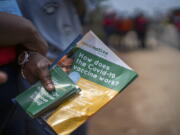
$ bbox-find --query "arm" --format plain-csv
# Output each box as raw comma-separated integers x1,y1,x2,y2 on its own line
0,12,54,91
0,12,47,55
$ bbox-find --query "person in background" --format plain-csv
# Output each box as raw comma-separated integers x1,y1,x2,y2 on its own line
134,13,149,48
17,0,84,59
103,10,116,45
170,10,180,49
120,17,133,35
115,14,123,36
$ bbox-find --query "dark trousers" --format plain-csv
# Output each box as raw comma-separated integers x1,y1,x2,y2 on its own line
0,63,19,134
0,64,87,135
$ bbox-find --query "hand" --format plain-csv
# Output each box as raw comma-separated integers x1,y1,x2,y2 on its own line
0,71,8,84
22,52,54,91
0,12,48,55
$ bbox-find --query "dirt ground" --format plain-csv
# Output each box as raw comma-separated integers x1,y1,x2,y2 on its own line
88,45,180,135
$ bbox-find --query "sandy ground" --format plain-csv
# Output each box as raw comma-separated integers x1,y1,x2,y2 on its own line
88,45,180,135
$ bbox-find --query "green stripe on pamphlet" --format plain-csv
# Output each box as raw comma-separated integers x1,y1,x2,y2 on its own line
72,48,137,91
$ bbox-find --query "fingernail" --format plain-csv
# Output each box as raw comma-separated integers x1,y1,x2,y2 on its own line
47,84,55,91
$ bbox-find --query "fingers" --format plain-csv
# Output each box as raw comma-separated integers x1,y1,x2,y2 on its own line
23,68,38,84
22,52,54,91
0,71,8,84
40,70,54,91
37,58,55,91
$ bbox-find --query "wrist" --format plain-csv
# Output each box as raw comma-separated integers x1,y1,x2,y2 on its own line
18,51,31,67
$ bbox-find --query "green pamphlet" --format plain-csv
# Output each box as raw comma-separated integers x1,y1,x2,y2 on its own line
15,65,81,118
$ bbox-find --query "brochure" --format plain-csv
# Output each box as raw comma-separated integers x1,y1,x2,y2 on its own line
15,66,81,118
42,31,138,135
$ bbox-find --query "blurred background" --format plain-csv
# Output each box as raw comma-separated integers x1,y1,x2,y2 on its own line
81,0,180,135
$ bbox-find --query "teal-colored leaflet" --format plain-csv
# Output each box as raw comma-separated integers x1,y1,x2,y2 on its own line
15,66,80,118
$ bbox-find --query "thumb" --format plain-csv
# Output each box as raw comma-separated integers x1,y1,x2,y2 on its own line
39,66,55,91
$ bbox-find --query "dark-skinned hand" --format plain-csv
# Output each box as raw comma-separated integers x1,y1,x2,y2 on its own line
23,52,55,91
